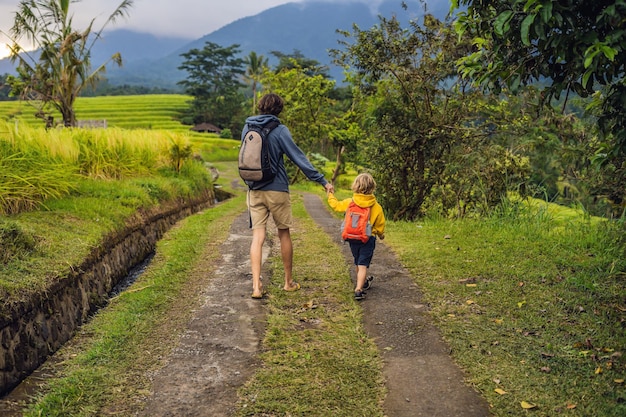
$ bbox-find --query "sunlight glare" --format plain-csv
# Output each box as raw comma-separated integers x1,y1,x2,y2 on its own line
0,43,10,59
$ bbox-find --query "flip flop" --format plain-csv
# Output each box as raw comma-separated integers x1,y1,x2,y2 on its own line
251,291,266,299
284,282,301,292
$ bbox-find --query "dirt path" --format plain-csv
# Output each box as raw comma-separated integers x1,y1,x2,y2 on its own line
139,193,490,416
138,210,269,416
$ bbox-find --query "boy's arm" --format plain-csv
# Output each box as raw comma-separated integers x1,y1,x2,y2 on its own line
327,193,349,212
372,203,386,239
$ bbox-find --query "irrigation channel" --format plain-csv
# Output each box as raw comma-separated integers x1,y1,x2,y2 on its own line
0,187,228,413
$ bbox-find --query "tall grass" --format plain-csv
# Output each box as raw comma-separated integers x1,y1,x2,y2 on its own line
0,121,201,214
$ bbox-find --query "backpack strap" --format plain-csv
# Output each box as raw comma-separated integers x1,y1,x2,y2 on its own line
262,120,280,135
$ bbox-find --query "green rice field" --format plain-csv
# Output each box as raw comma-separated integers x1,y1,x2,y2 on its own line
0,94,193,133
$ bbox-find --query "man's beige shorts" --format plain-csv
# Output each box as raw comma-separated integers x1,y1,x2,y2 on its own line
248,190,292,229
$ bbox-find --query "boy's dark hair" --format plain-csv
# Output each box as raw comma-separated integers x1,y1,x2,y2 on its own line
257,93,284,116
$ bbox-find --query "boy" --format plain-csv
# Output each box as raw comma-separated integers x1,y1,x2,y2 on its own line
327,173,385,300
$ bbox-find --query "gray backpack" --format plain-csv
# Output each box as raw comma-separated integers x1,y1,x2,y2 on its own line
238,120,280,187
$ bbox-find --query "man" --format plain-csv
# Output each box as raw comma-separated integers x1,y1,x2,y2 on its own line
241,93,334,299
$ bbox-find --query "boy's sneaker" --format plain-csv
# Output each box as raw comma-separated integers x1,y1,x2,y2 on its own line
362,276,374,291
354,290,366,300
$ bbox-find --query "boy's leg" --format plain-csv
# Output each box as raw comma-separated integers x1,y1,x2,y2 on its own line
355,265,368,291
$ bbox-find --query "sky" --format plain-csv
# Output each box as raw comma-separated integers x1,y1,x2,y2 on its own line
0,0,390,59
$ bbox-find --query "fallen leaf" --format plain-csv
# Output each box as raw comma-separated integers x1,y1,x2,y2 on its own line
494,319,503,325
540,366,551,373
520,401,537,409
566,403,577,409
517,300,526,308
494,388,507,395
595,367,603,374
447,314,456,318
614,379,624,384
466,300,475,305
466,283,477,287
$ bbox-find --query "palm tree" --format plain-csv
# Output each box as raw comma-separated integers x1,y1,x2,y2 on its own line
243,51,268,113
4,0,134,127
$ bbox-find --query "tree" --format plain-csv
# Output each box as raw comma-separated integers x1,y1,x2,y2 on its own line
333,11,498,220
0,74,15,100
270,50,330,78
177,41,245,131
4,0,134,127
243,51,268,113
453,0,626,205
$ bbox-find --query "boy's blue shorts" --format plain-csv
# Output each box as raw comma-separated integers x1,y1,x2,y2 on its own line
348,236,376,267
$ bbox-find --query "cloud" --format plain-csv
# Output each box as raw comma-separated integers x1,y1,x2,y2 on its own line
0,0,305,40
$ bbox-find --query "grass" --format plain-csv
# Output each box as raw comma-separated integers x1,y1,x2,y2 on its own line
384,203,626,416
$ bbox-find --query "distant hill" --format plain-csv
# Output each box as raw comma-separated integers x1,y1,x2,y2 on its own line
0,0,452,90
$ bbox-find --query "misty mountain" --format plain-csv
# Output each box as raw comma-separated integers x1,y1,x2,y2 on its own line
1,0,452,90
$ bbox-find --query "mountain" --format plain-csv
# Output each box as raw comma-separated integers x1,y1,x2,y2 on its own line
0,0,452,90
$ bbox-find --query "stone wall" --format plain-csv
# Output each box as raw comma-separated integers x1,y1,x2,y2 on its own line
0,190,219,396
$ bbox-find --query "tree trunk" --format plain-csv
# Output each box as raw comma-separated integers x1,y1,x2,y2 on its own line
331,146,344,185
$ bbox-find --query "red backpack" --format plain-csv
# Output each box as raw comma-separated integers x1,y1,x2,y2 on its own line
341,200,372,243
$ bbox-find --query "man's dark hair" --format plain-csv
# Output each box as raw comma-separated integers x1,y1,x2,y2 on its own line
257,93,284,116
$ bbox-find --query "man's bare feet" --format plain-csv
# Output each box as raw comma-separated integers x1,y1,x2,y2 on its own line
283,281,301,292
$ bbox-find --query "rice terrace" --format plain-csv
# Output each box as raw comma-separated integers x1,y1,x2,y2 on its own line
1,0,626,416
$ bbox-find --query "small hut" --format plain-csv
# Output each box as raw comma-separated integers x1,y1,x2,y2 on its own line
190,122,221,134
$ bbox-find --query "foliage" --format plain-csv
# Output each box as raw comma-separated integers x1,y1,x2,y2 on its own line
3,0,134,127
243,51,269,114
219,128,232,139
177,41,246,132
269,49,330,78
81,81,179,97
334,10,500,220
453,0,626,206
167,135,193,173
0,74,15,100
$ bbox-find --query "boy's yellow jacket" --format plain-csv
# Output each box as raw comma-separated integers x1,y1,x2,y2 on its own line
327,192,386,238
